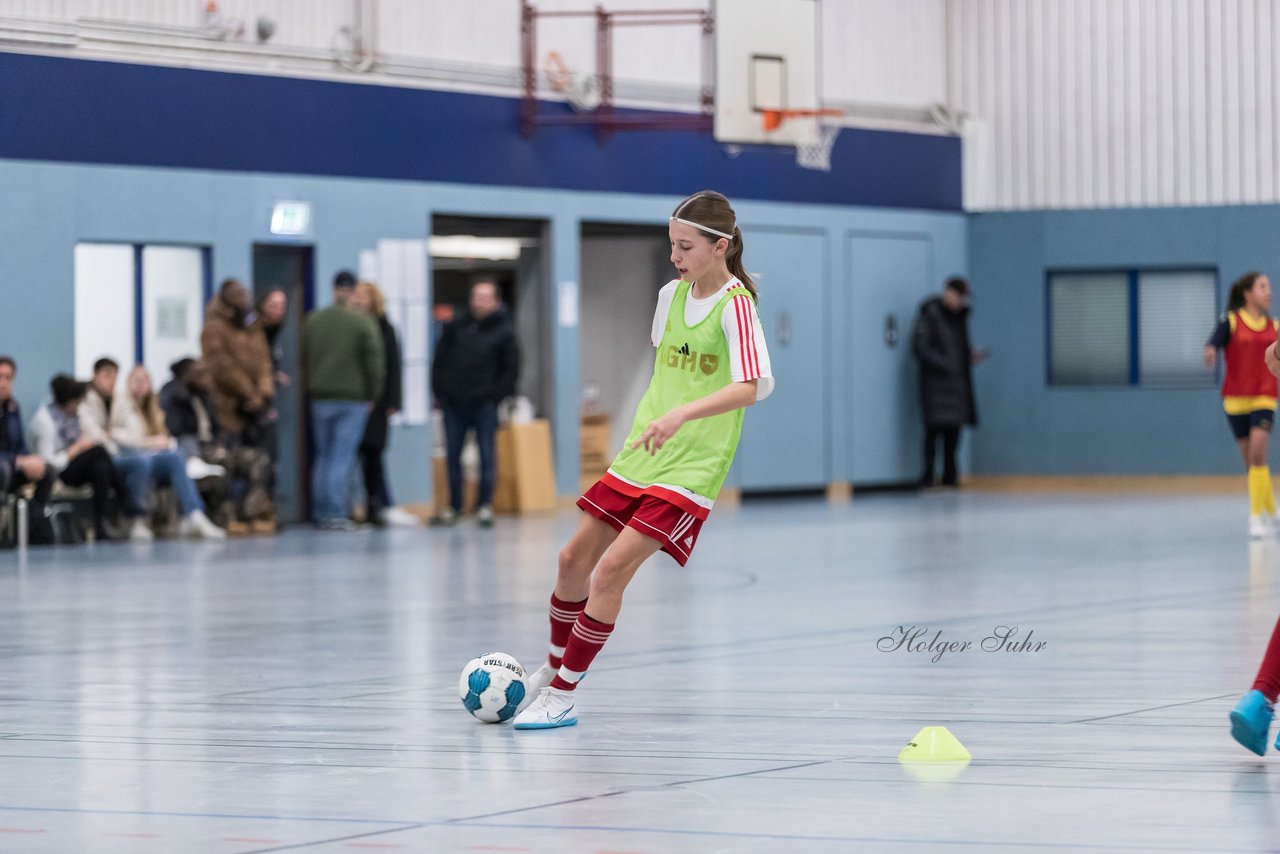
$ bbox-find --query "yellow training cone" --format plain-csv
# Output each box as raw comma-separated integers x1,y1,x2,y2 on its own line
898,726,971,762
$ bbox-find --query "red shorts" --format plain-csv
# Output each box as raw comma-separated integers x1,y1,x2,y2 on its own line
577,479,706,566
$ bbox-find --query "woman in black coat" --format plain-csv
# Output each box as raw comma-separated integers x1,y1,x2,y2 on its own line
912,277,984,487
352,282,403,525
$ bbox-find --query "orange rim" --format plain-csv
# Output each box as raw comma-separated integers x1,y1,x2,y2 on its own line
760,108,843,132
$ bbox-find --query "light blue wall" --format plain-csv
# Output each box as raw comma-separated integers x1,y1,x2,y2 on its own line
968,206,1280,475
0,158,966,499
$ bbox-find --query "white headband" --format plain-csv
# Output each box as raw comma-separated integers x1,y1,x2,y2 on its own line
670,216,734,241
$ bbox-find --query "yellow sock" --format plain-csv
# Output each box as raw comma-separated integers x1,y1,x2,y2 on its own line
1249,467,1268,515
1262,466,1277,515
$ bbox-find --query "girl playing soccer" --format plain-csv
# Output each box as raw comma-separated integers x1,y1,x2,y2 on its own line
1228,337,1280,754
512,190,774,729
1204,272,1279,538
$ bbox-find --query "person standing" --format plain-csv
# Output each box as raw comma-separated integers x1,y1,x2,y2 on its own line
912,277,985,488
430,280,520,528
1205,272,1280,538
512,190,772,730
201,279,276,451
1229,335,1280,754
256,288,291,391
304,271,385,530
350,281,403,527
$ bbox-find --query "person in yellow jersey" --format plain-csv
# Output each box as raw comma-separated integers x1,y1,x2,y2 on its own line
1205,272,1279,538
513,191,775,729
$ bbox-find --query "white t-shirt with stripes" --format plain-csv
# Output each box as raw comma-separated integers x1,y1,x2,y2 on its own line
649,278,775,403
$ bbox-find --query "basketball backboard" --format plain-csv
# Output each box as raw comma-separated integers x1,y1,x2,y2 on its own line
714,0,823,147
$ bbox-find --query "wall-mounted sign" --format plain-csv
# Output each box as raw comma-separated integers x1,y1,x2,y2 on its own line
270,201,311,236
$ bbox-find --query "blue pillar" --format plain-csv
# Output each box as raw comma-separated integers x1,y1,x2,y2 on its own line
550,212,581,496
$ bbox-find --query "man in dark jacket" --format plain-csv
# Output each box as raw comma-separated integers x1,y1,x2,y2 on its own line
912,277,986,487
0,356,54,543
430,280,520,527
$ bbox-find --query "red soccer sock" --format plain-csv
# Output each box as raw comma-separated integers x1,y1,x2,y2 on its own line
549,612,614,692
1251,616,1280,703
547,594,588,670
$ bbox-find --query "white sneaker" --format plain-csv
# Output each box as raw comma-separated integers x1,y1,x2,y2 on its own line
185,458,226,480
517,664,556,713
129,519,154,542
383,507,421,527
1250,514,1268,539
477,505,494,528
182,510,227,540
512,686,578,730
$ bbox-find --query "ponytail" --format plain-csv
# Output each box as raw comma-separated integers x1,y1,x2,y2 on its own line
724,227,759,302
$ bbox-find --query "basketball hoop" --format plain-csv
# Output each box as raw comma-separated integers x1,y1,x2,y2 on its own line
760,108,843,172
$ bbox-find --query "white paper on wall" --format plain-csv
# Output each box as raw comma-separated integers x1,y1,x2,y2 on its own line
402,362,429,425
155,297,188,339
403,240,429,304
558,280,579,327
405,303,428,361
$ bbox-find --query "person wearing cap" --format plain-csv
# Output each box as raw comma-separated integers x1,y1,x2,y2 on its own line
912,276,986,488
304,270,385,530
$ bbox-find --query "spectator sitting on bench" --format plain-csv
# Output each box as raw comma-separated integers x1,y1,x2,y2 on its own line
28,375,133,542
0,356,55,544
83,358,225,541
160,358,274,532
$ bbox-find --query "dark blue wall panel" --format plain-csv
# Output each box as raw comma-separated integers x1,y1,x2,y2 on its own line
0,51,961,211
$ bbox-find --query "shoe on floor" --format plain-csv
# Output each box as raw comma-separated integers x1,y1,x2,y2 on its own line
512,686,578,730
1251,514,1269,539
517,664,556,713
1229,689,1274,756
128,519,154,542
429,508,458,527
181,510,227,540
477,505,494,528
383,507,422,527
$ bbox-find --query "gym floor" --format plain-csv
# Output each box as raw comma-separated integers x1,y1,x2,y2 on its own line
0,489,1274,852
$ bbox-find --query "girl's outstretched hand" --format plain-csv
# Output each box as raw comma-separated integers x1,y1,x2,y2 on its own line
632,408,688,455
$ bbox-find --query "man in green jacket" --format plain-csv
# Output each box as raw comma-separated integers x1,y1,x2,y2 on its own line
305,271,385,530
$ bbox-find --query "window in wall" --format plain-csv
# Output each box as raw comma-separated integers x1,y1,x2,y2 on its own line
1048,269,1217,387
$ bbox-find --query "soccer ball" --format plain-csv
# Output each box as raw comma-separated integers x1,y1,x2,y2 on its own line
458,653,527,723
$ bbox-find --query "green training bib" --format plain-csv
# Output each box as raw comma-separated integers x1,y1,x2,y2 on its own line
609,280,751,501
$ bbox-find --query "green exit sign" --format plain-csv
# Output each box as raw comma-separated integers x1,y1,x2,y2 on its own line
270,201,311,236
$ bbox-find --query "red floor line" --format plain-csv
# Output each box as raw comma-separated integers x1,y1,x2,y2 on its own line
0,828,46,834
223,839,285,844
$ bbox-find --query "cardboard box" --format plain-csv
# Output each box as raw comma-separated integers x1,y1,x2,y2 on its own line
494,419,557,514
580,414,613,484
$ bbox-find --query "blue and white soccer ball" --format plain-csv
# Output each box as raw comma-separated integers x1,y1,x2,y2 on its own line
459,652,527,723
